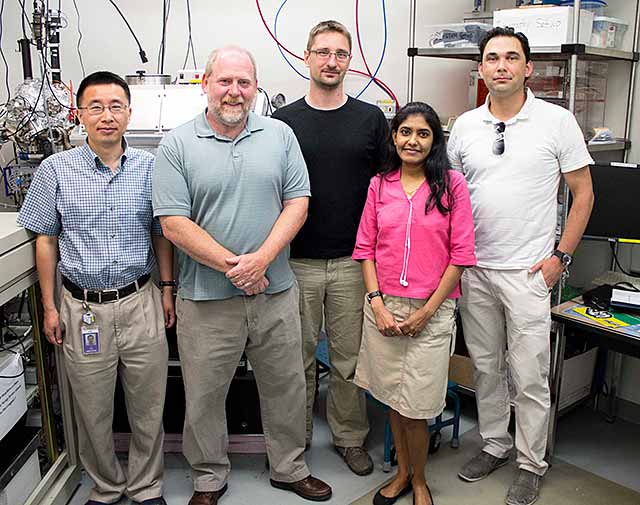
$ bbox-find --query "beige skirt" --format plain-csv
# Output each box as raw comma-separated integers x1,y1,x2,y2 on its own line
354,295,456,419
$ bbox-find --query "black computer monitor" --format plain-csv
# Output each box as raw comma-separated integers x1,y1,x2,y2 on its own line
583,163,640,241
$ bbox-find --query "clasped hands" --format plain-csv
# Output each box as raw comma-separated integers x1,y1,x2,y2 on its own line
371,300,435,338
225,251,270,296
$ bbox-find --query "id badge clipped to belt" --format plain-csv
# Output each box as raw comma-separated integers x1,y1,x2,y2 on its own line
80,301,100,355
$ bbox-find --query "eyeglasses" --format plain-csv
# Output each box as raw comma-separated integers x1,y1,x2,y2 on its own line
309,49,351,62
493,122,505,155
78,103,128,116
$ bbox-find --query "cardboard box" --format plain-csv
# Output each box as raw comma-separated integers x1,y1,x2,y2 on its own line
449,354,475,390
559,347,598,410
0,448,40,505
493,7,593,47
450,347,598,412
0,354,27,441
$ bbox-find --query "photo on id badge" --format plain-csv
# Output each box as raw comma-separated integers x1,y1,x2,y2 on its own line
82,327,100,354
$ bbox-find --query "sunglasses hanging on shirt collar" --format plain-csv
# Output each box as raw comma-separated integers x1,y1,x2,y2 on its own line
493,122,506,156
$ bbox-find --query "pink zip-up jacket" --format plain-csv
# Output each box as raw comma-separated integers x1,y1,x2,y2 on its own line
353,169,476,299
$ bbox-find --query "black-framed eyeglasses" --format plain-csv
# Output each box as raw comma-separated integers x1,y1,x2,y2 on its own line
493,122,505,156
309,49,351,62
78,103,128,116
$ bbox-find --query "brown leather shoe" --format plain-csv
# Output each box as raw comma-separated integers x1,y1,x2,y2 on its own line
270,475,332,502
188,484,228,505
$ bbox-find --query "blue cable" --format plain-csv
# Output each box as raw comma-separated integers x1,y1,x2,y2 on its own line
273,0,388,96
355,0,387,99
274,0,309,80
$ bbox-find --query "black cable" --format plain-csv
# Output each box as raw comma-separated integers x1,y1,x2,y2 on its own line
181,0,196,69
158,0,170,74
614,281,640,292
257,87,272,115
107,0,148,63
609,242,640,278
157,0,164,72
0,337,27,353
4,74,46,140
40,54,73,110
17,0,31,41
71,0,85,76
0,0,10,101
188,0,196,68
0,372,26,378
0,322,28,357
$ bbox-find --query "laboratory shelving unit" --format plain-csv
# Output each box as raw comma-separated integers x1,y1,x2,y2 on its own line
405,0,640,457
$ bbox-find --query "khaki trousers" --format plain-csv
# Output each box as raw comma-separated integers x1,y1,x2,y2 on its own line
177,286,309,492
290,257,369,447
59,281,168,503
459,267,551,476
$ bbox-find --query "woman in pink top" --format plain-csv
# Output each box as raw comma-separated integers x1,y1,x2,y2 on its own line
353,102,476,505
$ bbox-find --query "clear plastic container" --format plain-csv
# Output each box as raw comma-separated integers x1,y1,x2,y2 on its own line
591,16,628,49
560,0,607,17
527,60,608,139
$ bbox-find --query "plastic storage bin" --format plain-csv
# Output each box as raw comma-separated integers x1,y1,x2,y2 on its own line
591,16,628,49
493,7,594,47
560,0,607,17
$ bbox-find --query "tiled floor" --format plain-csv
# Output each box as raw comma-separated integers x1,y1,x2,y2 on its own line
67,385,639,505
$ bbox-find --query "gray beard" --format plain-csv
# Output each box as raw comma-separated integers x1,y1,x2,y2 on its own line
212,105,248,127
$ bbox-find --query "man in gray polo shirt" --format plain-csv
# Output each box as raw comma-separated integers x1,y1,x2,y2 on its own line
153,46,332,505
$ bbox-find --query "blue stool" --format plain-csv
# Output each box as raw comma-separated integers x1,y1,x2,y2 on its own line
315,336,461,472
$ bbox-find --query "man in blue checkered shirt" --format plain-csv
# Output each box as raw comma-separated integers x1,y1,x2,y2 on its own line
18,71,174,505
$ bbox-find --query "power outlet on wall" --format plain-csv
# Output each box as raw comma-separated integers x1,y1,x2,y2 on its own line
376,99,396,119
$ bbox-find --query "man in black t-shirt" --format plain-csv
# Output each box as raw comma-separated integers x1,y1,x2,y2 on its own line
272,20,388,476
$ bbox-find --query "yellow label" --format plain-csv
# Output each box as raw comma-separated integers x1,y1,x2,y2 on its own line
572,306,628,328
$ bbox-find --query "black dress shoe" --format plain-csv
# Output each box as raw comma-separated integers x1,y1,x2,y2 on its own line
373,481,412,505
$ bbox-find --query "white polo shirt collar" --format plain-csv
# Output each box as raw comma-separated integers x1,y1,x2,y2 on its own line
481,88,535,125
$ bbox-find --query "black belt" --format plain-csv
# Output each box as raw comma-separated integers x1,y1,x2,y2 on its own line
62,274,150,304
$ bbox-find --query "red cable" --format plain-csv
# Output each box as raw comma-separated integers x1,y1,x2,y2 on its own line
355,0,374,77
354,0,399,108
256,0,399,108
255,0,304,61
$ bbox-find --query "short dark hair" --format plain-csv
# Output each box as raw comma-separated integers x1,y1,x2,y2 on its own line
307,20,352,51
479,26,531,63
76,71,131,106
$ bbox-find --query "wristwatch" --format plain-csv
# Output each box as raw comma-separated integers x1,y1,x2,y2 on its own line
366,290,382,304
159,280,177,288
552,249,573,268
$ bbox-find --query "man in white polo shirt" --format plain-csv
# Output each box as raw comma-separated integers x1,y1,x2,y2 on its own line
447,27,594,505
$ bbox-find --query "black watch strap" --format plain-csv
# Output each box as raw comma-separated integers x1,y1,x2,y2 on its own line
159,280,177,287
552,249,572,267
366,290,382,303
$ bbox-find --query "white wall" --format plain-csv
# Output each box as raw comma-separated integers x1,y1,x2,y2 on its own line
0,1,390,105
0,1,499,119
